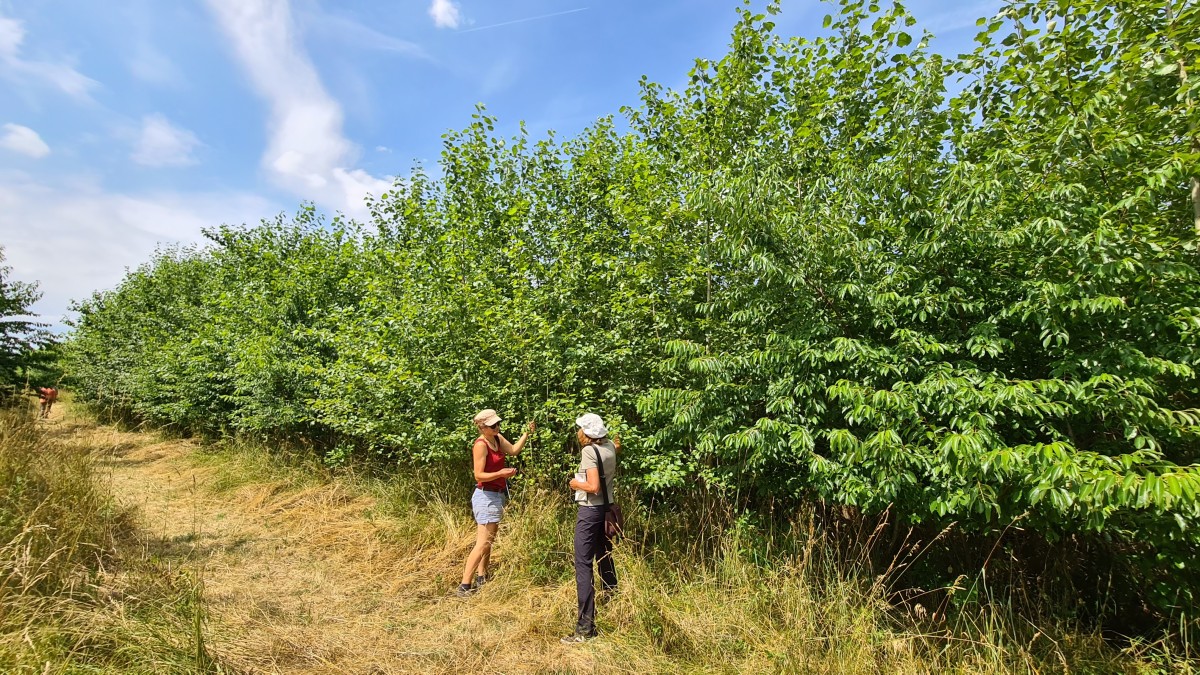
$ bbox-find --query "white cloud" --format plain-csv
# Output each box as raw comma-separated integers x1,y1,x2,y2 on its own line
131,114,201,167
128,42,184,87
0,13,97,99
0,15,21,55
0,173,279,329
303,10,428,58
428,0,462,29
0,123,50,158
204,0,393,218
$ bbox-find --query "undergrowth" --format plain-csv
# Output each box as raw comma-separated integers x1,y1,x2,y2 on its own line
0,401,224,673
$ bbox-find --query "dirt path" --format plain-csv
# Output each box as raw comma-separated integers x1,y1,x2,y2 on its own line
45,402,600,674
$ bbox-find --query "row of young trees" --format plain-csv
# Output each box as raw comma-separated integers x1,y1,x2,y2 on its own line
68,0,1200,619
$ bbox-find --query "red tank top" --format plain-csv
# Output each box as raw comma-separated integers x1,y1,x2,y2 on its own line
475,437,506,491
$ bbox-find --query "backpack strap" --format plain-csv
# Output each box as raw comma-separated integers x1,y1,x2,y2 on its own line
590,444,611,508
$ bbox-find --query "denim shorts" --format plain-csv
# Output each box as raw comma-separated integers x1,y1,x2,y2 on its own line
471,488,506,525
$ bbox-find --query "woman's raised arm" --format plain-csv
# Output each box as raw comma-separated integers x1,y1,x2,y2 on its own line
499,420,536,456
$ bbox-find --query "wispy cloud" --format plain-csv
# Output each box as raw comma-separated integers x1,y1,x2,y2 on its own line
131,114,201,167
0,173,278,328
0,123,50,158
0,15,21,54
458,7,588,34
295,7,431,127
305,10,428,58
918,0,1003,36
429,0,462,29
0,12,97,99
204,0,393,217
128,41,184,87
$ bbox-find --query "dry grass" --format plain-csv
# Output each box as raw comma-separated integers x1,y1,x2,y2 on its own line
0,393,220,673
125,438,1160,674
2,397,1192,673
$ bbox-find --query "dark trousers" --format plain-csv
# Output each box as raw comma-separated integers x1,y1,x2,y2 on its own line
573,505,617,635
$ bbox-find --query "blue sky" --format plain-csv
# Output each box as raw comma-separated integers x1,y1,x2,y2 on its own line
0,0,999,329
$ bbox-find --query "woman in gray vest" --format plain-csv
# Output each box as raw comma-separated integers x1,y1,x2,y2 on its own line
562,412,619,643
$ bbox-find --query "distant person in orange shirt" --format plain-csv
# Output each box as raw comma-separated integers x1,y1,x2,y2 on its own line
37,386,58,419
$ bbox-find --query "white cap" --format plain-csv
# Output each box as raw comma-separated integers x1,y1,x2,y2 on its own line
575,413,608,439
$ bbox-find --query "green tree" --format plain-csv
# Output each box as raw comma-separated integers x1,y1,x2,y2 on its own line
638,0,1200,614
0,246,53,393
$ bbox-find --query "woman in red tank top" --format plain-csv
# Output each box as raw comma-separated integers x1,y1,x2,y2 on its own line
477,433,509,492
456,408,535,597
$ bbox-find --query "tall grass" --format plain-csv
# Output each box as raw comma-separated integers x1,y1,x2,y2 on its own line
0,404,221,672
188,438,1193,674
5,400,1192,673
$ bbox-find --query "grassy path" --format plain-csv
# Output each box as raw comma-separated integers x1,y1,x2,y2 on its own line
48,401,605,674
35,400,1151,674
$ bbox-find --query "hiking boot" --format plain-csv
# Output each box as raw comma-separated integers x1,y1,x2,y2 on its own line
560,631,597,645
454,583,476,598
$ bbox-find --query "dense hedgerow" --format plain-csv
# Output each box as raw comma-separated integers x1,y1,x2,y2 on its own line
68,0,1200,625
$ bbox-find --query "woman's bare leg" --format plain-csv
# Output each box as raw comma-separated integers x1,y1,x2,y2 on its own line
462,523,498,585
477,522,498,577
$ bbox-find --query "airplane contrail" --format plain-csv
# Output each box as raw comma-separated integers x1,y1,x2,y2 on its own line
457,7,589,34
